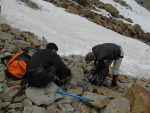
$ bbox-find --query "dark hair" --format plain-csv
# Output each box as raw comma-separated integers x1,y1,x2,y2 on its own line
46,43,58,51
85,52,95,62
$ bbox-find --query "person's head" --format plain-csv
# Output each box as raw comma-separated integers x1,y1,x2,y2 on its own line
46,43,58,53
85,52,95,63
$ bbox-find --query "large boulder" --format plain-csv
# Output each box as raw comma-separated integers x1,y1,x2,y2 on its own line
26,82,62,105
124,84,150,113
101,97,130,113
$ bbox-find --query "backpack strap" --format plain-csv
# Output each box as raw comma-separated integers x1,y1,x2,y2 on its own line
7,51,24,67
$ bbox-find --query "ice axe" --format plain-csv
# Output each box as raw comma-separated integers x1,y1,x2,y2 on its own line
56,89,94,102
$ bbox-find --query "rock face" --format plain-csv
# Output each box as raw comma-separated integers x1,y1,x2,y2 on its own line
124,84,150,113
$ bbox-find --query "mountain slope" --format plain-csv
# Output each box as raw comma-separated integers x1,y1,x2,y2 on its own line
102,0,150,33
0,0,150,78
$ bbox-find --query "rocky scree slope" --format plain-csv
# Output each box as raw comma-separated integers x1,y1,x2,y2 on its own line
0,24,150,113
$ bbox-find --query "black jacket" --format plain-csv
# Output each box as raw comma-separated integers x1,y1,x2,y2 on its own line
27,49,71,77
92,43,122,63
92,43,122,75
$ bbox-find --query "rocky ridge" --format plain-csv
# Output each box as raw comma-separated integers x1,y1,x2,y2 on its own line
0,24,150,113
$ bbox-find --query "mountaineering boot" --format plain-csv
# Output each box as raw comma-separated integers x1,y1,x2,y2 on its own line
111,75,118,87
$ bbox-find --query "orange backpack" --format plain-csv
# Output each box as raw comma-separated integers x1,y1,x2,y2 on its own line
6,51,29,78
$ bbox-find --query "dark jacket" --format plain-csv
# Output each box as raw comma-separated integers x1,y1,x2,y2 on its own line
92,43,122,75
27,49,71,77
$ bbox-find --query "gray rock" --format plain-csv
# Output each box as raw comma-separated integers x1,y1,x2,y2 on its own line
14,95,26,102
63,104,75,112
0,31,14,41
26,82,62,105
101,97,130,113
21,32,40,45
2,86,20,102
23,99,32,107
22,98,33,113
22,106,33,113
57,103,74,112
0,83,4,94
0,64,6,72
78,102,91,113
83,92,109,109
71,66,84,81
9,103,23,109
4,43,20,53
10,28,20,35
11,40,31,48
0,71,5,82
0,41,4,49
0,102,11,108
32,106,45,113
0,24,11,32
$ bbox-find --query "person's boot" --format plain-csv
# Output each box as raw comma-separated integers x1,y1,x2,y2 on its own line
111,75,118,87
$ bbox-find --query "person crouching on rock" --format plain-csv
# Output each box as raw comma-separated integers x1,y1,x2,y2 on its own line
85,43,124,87
26,43,72,88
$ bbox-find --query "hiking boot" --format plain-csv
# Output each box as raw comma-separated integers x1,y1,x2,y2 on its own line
111,75,118,87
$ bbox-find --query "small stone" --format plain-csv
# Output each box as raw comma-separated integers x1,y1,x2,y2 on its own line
23,99,32,107
22,106,33,113
0,31,14,41
9,103,23,109
11,40,31,48
0,102,11,108
63,104,74,112
0,65,6,72
45,106,56,113
32,106,45,113
0,71,5,82
71,66,84,81
0,24,11,32
79,102,91,113
14,95,26,102
83,92,109,109
0,83,4,93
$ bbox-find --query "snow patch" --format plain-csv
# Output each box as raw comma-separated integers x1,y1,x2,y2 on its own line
100,0,150,32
